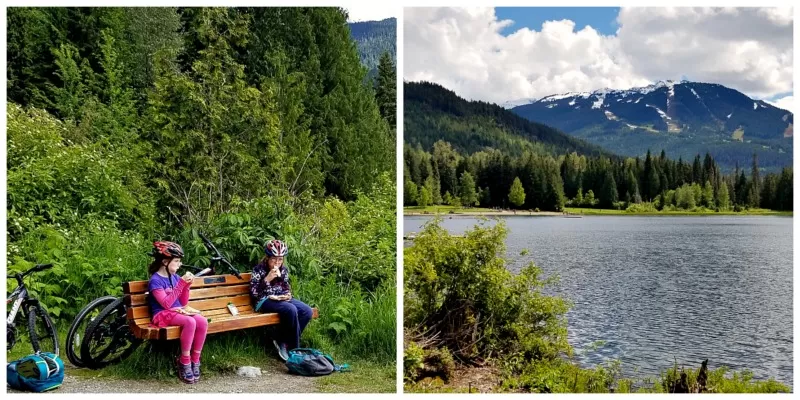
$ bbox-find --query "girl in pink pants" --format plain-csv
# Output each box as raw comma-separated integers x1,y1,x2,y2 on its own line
147,241,208,384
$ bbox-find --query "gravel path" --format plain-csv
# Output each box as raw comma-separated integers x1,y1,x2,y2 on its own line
8,362,318,393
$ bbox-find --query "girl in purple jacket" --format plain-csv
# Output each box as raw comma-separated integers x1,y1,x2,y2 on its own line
249,239,313,361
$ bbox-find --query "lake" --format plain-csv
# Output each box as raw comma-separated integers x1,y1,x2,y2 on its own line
404,215,793,387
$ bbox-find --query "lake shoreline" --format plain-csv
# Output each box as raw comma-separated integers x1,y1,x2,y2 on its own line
404,208,792,217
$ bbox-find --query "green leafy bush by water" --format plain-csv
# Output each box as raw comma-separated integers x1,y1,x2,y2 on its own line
404,219,571,374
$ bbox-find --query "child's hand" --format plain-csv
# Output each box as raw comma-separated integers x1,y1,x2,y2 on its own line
181,272,194,283
265,267,280,282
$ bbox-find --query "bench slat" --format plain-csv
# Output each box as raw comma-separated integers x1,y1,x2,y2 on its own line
127,293,251,310
125,284,250,307
128,304,255,321
132,311,258,328
123,273,252,294
130,308,319,340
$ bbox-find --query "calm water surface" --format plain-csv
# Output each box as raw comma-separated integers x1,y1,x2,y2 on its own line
404,215,793,387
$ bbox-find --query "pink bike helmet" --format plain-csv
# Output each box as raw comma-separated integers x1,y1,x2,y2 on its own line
264,239,288,257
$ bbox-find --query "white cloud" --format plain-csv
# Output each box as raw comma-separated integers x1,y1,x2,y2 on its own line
345,6,397,22
404,7,793,105
616,7,793,99
766,96,794,112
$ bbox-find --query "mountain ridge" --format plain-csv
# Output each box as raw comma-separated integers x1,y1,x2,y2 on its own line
510,80,792,171
404,81,614,158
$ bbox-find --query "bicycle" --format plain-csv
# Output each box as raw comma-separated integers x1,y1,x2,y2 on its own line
76,233,241,369
6,263,60,356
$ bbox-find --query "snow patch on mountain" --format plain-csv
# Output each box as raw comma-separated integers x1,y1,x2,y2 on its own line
591,94,605,110
690,88,702,101
647,104,671,120
604,110,618,121
501,98,537,109
540,92,580,102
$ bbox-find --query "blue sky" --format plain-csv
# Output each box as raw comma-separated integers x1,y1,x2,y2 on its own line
495,7,621,36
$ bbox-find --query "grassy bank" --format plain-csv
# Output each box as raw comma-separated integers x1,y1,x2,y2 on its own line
565,207,792,216
406,358,790,393
404,206,560,215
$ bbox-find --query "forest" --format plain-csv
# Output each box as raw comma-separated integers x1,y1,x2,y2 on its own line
7,6,397,380
403,81,791,213
404,142,793,212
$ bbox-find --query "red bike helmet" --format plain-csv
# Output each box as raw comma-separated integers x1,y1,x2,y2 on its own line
151,241,184,259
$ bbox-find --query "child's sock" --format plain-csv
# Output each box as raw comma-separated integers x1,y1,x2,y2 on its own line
191,351,201,364
179,354,191,365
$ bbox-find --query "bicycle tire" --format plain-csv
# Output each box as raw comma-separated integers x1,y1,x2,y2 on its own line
80,298,141,369
27,303,60,356
66,295,118,368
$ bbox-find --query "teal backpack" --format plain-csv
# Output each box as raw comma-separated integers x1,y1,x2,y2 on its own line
7,352,64,392
285,348,349,376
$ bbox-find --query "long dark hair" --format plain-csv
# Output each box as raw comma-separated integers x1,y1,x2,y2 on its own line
148,257,169,275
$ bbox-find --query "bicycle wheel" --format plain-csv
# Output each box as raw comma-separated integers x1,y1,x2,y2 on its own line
80,298,142,369
66,296,118,368
27,303,60,356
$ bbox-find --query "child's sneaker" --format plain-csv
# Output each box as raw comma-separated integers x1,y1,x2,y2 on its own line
176,358,194,384
273,340,289,361
192,362,201,383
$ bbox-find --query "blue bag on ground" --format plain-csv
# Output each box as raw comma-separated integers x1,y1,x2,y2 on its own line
7,352,64,392
285,348,349,376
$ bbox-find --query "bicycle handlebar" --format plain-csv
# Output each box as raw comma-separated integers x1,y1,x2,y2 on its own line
6,264,54,285
198,232,242,280
23,264,53,277
180,265,203,273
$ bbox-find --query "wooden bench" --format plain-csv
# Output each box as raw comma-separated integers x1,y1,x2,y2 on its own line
122,273,318,340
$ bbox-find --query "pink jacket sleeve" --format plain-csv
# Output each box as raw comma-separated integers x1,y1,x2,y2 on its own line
151,279,191,309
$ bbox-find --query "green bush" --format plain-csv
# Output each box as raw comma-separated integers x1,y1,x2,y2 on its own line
625,202,658,213
404,219,570,366
7,104,154,240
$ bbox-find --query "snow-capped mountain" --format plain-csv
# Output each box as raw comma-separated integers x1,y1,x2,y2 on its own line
510,80,793,170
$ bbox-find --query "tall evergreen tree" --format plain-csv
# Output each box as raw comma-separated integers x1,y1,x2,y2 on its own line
599,170,618,208
374,51,396,128
749,153,761,208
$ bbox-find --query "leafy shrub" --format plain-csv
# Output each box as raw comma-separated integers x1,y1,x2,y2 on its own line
625,202,658,213
404,219,570,365
7,104,154,240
